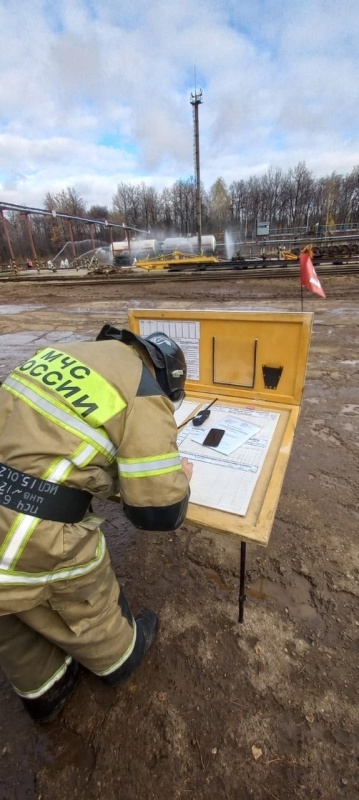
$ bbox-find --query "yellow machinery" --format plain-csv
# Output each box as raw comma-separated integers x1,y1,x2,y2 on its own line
135,250,220,271
281,244,315,262
282,250,299,262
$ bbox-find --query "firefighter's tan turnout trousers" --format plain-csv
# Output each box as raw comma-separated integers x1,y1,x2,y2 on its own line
0,547,135,699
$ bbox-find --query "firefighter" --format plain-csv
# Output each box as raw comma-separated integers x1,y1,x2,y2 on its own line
0,325,193,723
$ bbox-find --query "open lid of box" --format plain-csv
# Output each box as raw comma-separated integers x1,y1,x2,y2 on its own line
128,309,313,407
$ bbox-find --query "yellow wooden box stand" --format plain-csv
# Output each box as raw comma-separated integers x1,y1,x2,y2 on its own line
128,308,313,620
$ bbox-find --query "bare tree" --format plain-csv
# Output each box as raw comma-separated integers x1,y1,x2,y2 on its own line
137,183,161,233
88,205,109,221
260,168,285,226
170,178,197,235
348,166,359,223
282,163,314,227
208,178,231,233
43,187,88,244
112,183,141,229
159,187,174,233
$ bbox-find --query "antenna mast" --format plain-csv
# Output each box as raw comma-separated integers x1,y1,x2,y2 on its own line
190,74,203,254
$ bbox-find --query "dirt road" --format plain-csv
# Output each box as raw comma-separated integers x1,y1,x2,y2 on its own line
0,274,358,800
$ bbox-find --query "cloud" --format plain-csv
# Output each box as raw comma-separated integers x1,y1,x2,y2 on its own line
0,0,358,209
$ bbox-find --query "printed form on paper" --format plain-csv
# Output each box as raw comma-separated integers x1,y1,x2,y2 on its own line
178,405,280,517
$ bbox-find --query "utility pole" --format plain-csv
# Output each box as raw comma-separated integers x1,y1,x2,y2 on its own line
190,86,203,254
24,212,37,260
0,209,15,261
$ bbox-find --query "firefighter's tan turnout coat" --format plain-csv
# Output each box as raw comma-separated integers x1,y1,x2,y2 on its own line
0,340,189,698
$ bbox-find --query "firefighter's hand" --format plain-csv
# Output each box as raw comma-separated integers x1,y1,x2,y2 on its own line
181,457,193,482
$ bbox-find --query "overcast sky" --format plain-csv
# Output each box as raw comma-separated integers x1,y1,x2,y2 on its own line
0,0,358,210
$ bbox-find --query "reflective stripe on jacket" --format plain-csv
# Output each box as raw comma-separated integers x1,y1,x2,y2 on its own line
0,340,189,594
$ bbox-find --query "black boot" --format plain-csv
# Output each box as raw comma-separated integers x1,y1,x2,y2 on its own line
103,610,159,687
118,589,134,627
20,659,79,724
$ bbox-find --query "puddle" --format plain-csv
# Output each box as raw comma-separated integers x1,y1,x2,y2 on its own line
246,574,322,626
0,330,83,346
66,307,123,314
203,569,324,629
0,330,86,377
204,568,230,590
0,304,45,314
341,360,359,366
330,307,359,317
34,728,95,771
340,404,359,415
0,331,48,345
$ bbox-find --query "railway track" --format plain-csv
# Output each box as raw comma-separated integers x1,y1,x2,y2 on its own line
1,261,359,286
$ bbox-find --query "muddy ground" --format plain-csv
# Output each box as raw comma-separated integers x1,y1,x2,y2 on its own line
0,273,358,800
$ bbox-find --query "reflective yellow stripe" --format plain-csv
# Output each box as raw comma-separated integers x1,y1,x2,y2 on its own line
93,625,137,676
2,376,116,462
118,452,182,479
15,347,126,426
14,656,72,698
119,452,181,465
119,465,182,478
0,531,106,585
0,442,97,572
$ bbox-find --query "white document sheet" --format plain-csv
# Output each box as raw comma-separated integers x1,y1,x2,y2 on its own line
178,404,280,517
190,416,261,456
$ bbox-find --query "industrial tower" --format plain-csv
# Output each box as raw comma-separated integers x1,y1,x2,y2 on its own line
190,87,203,253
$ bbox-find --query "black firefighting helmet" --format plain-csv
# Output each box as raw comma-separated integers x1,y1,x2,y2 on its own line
96,324,187,408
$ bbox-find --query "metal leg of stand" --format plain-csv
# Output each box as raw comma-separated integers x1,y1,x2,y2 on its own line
238,541,247,623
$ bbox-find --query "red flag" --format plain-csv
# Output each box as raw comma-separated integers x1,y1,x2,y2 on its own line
300,252,326,298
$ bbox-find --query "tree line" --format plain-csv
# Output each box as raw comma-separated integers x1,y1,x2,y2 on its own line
1,162,359,261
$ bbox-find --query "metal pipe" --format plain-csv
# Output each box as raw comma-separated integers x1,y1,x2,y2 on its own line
0,201,148,235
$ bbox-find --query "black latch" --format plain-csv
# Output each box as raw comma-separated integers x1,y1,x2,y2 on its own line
262,365,283,389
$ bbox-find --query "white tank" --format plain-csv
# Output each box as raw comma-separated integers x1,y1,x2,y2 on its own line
112,239,159,265
132,239,159,256
188,235,216,254
162,235,216,255
162,237,193,254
